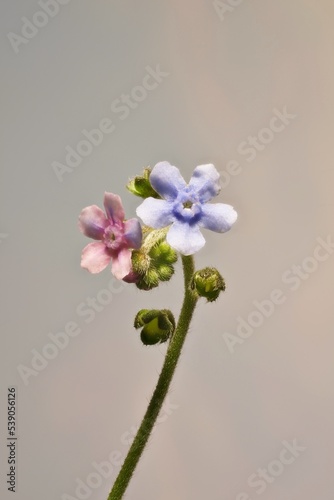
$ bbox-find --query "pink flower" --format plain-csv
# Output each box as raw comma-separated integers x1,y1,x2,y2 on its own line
79,192,142,279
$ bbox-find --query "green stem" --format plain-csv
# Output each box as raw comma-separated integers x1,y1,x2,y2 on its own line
108,255,198,500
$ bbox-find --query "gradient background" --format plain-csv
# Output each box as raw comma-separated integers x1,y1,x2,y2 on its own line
1,1,334,499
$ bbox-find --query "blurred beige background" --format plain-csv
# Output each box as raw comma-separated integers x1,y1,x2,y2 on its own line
1,1,334,499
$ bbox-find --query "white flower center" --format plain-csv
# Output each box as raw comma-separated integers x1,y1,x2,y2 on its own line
103,225,123,250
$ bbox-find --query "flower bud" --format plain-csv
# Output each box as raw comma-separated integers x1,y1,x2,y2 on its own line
191,267,226,302
132,238,178,291
134,309,176,345
127,168,160,199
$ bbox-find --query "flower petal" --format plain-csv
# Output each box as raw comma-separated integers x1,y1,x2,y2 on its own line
111,247,132,280
123,218,142,249
136,198,174,228
167,222,206,255
150,161,187,200
188,164,221,202
122,270,140,283
81,242,111,273
78,205,109,240
104,192,125,222
200,203,238,232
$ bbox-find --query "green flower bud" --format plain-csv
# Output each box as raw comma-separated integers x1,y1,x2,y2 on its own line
134,309,176,345
132,234,178,291
149,240,178,264
126,168,160,199
191,267,226,302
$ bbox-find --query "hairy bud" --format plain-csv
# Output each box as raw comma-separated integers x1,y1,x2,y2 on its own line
127,168,160,199
132,236,178,290
134,309,176,345
191,267,226,302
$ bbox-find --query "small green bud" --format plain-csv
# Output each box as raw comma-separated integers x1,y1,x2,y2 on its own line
150,241,178,264
134,309,176,345
157,264,174,282
126,168,160,199
132,236,178,291
132,250,151,274
191,267,226,302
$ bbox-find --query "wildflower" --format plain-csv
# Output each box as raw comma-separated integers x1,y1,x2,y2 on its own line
79,192,142,279
136,162,237,255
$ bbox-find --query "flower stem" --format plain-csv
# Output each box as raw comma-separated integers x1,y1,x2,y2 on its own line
107,255,198,500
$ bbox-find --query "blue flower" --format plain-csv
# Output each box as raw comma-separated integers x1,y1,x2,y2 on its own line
136,162,237,255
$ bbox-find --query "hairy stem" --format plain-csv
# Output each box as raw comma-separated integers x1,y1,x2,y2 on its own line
108,255,198,500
